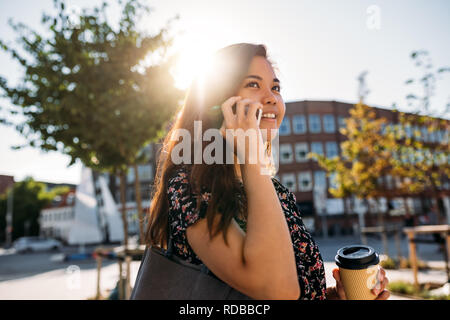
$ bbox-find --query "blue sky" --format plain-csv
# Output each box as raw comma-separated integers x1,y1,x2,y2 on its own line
1,0,449,184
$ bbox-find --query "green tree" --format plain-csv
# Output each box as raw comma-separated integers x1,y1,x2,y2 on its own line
403,50,450,117
390,50,450,219
0,178,68,242
310,101,398,228
390,112,450,219
0,0,184,247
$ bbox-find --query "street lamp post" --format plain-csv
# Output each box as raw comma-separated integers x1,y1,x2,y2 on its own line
5,188,13,248
314,187,328,239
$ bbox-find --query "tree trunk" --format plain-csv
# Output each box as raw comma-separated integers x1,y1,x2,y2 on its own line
377,197,389,257
119,171,129,249
133,163,144,245
403,197,410,215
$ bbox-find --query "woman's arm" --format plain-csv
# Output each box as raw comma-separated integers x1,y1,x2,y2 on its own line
186,164,299,300
240,162,299,297
186,96,299,300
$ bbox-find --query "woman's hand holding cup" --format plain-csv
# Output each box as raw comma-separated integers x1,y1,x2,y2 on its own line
332,266,390,300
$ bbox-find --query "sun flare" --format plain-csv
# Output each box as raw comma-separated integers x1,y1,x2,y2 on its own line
170,38,217,90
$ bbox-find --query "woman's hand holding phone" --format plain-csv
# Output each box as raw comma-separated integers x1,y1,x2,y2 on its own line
219,96,264,165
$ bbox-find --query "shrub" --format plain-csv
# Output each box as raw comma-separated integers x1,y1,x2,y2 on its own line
380,256,398,269
388,280,450,300
388,280,416,295
398,257,429,270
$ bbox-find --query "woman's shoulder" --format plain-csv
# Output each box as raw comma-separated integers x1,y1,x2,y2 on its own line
271,176,297,202
167,165,190,184
271,176,289,193
166,165,209,231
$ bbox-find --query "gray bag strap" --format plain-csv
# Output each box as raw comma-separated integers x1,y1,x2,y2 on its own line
166,220,211,275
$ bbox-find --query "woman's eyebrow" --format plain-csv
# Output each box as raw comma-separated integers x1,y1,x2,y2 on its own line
245,75,281,83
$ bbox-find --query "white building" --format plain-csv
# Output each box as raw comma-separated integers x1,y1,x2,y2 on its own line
40,192,76,242
40,166,125,245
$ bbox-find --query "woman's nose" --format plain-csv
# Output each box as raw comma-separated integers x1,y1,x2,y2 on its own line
262,92,277,105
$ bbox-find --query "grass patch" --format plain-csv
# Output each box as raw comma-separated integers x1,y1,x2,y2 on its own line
388,280,450,300
380,256,398,269
380,256,429,270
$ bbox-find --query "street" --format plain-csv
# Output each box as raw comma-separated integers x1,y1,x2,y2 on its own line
0,234,448,300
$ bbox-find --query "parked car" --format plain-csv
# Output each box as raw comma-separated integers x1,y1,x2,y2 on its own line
13,237,63,253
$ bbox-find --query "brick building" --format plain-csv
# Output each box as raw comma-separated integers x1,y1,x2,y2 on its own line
106,100,450,237
276,100,450,236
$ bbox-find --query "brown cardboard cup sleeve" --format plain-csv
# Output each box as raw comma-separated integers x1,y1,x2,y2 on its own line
335,245,380,300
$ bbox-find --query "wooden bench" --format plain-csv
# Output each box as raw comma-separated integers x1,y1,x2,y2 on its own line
403,225,450,290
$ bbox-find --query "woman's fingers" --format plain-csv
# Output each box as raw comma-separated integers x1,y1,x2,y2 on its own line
333,267,390,300
222,97,262,129
221,96,242,124
332,269,347,300
374,290,390,300
372,267,389,296
235,98,253,123
246,101,263,123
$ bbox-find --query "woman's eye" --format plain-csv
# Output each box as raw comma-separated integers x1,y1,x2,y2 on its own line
245,81,259,88
244,82,281,92
273,85,281,92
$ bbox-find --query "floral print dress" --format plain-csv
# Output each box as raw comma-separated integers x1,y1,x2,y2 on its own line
166,166,327,300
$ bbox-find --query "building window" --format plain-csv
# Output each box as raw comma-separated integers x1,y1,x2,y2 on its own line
126,189,135,202
329,172,338,189
281,173,297,192
323,114,336,133
295,143,309,162
310,142,324,157
412,125,420,140
292,115,307,134
377,176,384,187
298,171,313,192
385,175,393,189
127,168,135,184
429,129,438,143
325,141,338,158
437,130,444,143
313,171,326,190
142,144,153,160
279,144,294,164
420,126,428,142
413,198,422,214
138,164,153,181
141,185,152,201
404,124,413,139
338,116,346,130
279,116,291,136
308,114,321,133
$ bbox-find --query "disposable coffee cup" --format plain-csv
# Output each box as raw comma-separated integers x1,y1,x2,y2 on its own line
335,245,380,300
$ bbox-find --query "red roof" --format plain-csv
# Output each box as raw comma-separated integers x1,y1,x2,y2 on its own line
44,189,77,209
0,175,15,195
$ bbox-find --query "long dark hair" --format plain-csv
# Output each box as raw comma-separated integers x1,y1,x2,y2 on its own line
145,43,272,248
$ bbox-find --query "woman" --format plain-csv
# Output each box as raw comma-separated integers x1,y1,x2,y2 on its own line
145,43,390,300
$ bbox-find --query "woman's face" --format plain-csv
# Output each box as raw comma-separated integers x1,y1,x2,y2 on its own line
235,56,285,132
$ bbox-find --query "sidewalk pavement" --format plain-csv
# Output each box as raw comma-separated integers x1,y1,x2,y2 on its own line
0,235,447,300
1,259,445,300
